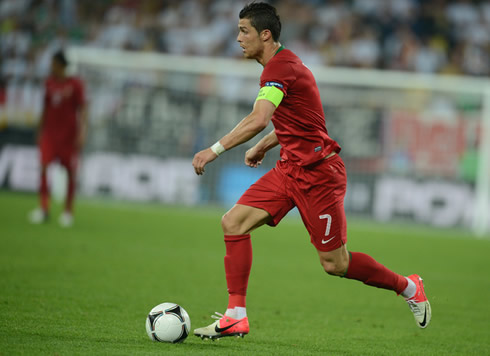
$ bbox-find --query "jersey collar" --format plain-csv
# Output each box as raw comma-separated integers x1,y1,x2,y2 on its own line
275,45,284,56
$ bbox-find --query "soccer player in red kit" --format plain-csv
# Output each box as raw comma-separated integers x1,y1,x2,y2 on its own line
29,51,87,227
192,3,431,339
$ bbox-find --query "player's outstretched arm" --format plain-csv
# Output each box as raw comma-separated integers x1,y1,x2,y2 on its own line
36,90,48,145
220,99,276,150
36,110,45,145
245,130,279,168
76,103,89,149
192,100,276,175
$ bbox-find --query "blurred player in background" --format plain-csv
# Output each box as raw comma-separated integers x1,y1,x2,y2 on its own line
192,2,431,339
29,51,87,227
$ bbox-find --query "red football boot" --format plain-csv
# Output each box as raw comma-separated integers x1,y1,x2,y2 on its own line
405,274,431,328
194,312,249,340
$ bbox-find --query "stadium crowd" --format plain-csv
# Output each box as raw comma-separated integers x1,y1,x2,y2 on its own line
1,0,489,80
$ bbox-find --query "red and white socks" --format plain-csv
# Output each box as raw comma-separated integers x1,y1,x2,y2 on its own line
225,307,247,319
223,234,252,320
344,251,409,294
400,277,417,298
222,236,417,320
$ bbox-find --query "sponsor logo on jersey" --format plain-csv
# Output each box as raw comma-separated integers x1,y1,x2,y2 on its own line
265,81,283,88
314,146,322,152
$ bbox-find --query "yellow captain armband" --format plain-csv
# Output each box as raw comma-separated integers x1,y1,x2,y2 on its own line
256,85,284,108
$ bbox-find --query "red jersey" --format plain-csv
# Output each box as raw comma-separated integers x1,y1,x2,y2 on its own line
41,76,85,147
260,48,340,166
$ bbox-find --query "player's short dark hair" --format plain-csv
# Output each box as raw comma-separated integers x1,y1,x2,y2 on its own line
239,2,281,41
53,50,68,67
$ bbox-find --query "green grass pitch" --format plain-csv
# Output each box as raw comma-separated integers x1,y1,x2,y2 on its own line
1,191,489,355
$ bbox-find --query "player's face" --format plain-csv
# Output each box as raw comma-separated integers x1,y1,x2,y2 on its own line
50,60,65,78
237,18,263,59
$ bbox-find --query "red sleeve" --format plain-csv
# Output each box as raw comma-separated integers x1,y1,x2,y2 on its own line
259,60,296,97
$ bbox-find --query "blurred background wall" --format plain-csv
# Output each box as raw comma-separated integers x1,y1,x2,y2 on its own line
1,0,489,233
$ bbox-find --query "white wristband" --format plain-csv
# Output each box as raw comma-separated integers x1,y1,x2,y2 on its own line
210,141,226,156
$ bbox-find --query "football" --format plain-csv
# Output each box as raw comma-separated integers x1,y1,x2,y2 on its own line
145,302,191,343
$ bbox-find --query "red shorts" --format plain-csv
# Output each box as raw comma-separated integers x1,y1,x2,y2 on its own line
237,154,347,252
39,137,78,170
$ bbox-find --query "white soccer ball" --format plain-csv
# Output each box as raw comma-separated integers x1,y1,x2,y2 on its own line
145,302,191,343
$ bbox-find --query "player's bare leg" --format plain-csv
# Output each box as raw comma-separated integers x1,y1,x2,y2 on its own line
221,203,272,236
194,204,271,339
59,155,77,227
318,246,431,328
317,244,350,276
29,164,49,224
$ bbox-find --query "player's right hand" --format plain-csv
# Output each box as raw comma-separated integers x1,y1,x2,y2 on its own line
76,131,87,149
245,147,265,168
36,130,42,146
192,148,218,175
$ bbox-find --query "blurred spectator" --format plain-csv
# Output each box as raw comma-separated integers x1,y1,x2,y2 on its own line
0,0,489,81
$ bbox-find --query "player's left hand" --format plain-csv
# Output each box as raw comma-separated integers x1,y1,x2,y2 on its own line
76,132,86,149
192,148,218,175
245,147,265,168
